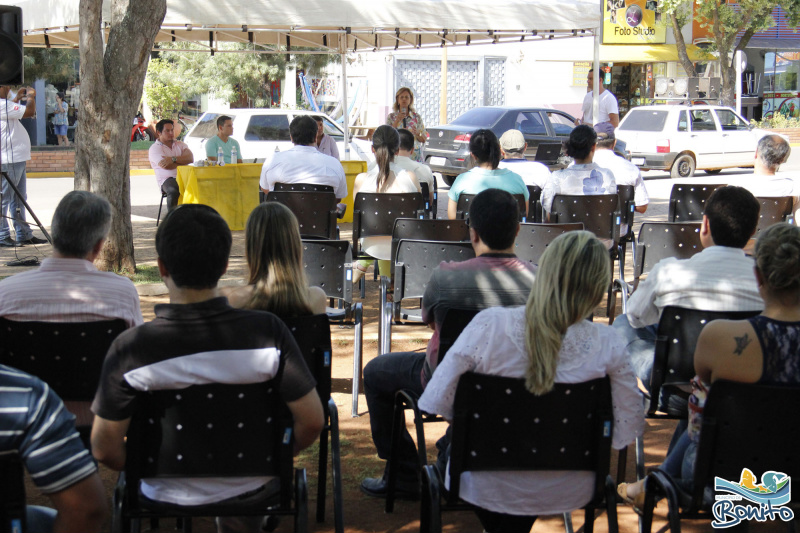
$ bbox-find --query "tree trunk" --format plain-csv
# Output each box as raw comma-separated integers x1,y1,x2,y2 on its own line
670,11,696,77
75,0,166,272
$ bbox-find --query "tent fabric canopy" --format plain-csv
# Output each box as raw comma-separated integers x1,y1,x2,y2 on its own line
19,0,601,50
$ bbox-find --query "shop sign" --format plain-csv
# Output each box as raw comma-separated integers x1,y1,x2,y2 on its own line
603,0,666,44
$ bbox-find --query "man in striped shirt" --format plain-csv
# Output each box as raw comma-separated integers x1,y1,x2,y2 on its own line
0,364,107,532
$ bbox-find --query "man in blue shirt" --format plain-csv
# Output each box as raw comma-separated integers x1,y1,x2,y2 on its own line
205,115,243,164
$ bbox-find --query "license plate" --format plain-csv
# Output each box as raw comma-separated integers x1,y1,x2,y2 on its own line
429,157,447,166
631,157,645,166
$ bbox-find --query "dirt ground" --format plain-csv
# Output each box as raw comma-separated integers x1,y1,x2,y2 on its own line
6,214,795,533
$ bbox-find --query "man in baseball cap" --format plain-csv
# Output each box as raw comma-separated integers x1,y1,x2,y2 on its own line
498,129,551,189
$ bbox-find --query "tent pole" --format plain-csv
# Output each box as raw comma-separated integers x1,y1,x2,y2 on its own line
592,20,600,125
440,45,448,124
341,35,350,159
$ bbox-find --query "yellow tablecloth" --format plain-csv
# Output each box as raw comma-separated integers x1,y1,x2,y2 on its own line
176,164,261,230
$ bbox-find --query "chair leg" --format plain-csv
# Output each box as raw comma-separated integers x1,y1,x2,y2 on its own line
156,194,166,226
421,465,442,533
328,399,344,533
583,507,594,533
295,469,309,533
616,446,628,484
351,302,363,417
563,512,574,533
635,434,645,480
316,424,329,523
605,475,620,533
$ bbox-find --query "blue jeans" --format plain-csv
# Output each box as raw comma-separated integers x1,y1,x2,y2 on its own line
0,161,33,241
660,424,697,494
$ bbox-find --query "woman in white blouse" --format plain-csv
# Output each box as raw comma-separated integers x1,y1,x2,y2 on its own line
419,230,644,533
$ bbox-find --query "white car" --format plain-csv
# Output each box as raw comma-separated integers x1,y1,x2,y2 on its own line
183,108,375,167
615,105,774,179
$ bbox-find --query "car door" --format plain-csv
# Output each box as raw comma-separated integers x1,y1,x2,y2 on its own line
714,108,757,166
688,109,724,168
542,110,575,158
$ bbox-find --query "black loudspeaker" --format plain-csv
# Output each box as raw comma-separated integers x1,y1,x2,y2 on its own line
0,6,23,85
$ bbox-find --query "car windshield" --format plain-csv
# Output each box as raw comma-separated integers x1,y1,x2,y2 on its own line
187,113,234,139
313,116,344,139
245,115,291,141
619,109,669,132
451,108,506,127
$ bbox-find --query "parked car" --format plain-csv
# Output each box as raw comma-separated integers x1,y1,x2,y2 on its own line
184,109,375,167
423,106,578,185
615,104,775,179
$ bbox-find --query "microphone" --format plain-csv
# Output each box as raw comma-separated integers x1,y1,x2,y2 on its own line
401,107,408,128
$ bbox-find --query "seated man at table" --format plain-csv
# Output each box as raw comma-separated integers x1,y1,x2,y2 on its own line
260,115,348,201
91,204,324,533
149,119,194,211
205,115,243,165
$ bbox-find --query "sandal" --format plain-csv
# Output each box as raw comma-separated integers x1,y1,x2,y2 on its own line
617,482,646,516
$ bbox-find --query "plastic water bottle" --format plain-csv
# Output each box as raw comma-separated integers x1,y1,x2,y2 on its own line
217,146,225,166
230,145,237,164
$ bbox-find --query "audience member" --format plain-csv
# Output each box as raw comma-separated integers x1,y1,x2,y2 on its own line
313,116,340,159
541,125,616,218
497,129,551,189
447,129,528,219
225,202,326,315
260,115,347,201
361,189,536,500
205,115,243,164
1,364,107,532
619,222,800,511
394,128,434,204
612,186,763,407
149,119,194,212
91,204,324,533
419,230,643,533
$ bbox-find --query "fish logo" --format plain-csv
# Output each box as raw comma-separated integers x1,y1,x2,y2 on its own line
712,469,793,528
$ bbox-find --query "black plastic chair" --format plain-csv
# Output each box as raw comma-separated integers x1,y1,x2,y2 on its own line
455,193,528,221
112,382,307,533
281,314,342,533
616,185,636,270
420,375,617,533
755,195,794,236
0,318,128,445
386,308,480,513
642,380,800,533
274,182,335,193
0,455,26,533
514,222,584,266
667,184,723,222
266,190,338,240
527,185,543,223
301,239,363,417
352,192,425,259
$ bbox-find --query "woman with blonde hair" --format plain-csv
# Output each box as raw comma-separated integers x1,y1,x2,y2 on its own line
419,231,643,533
225,202,326,316
386,87,426,161
352,125,421,283
619,222,800,512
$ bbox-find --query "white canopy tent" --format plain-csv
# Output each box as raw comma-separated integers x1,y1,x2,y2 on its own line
16,0,604,155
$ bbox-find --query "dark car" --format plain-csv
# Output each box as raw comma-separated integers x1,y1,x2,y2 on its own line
423,106,577,185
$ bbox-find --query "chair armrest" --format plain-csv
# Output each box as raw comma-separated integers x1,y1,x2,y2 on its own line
393,263,406,300
336,203,347,219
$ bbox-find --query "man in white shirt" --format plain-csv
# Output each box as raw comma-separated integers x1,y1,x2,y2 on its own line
612,186,763,405
577,69,620,128
394,128,434,204
497,129,551,189
728,134,799,223
260,116,347,201
0,85,47,247
148,119,194,212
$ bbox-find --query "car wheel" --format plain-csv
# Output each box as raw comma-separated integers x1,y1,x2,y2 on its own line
704,169,722,175
442,174,457,186
670,154,696,179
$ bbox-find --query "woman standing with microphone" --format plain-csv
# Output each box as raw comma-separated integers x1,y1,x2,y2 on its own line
386,87,426,162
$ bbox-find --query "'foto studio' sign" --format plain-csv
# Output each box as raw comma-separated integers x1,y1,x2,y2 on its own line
603,0,666,44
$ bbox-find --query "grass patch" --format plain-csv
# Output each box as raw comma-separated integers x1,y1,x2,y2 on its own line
130,140,155,151
116,264,162,284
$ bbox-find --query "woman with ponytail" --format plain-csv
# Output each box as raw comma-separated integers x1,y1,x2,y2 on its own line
419,230,643,533
352,125,421,282
447,128,529,219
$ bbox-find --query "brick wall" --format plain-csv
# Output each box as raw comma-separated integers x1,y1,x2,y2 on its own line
766,128,800,145
28,149,152,173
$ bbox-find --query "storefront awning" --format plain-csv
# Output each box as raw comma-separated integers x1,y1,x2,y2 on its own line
600,44,713,62
744,38,800,50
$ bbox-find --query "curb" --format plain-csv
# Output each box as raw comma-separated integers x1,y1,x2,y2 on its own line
28,169,156,179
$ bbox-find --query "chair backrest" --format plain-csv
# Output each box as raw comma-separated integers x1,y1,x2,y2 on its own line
274,182,335,193
393,240,475,301
435,308,480,366
634,222,702,286
668,184,723,222
514,222,584,266
125,381,294,509
301,239,352,304
0,455,26,533
456,193,527,221
0,318,127,402
281,314,333,410
650,306,761,417
352,193,424,254
266,190,337,239
689,380,800,511
549,194,621,244
527,185,543,223
616,185,636,240
448,374,612,505
755,196,794,236
390,218,470,274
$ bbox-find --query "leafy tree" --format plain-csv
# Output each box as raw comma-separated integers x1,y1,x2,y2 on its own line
142,57,182,121
659,0,697,77
23,48,80,84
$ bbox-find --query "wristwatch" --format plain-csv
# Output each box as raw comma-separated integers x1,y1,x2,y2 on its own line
171,156,177,163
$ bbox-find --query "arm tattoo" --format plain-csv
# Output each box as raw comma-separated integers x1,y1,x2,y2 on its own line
733,333,752,356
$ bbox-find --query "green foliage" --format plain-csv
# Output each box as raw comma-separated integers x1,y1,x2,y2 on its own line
23,48,79,84
115,264,162,284
143,57,183,121
130,140,155,150
658,0,693,30
751,115,800,129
